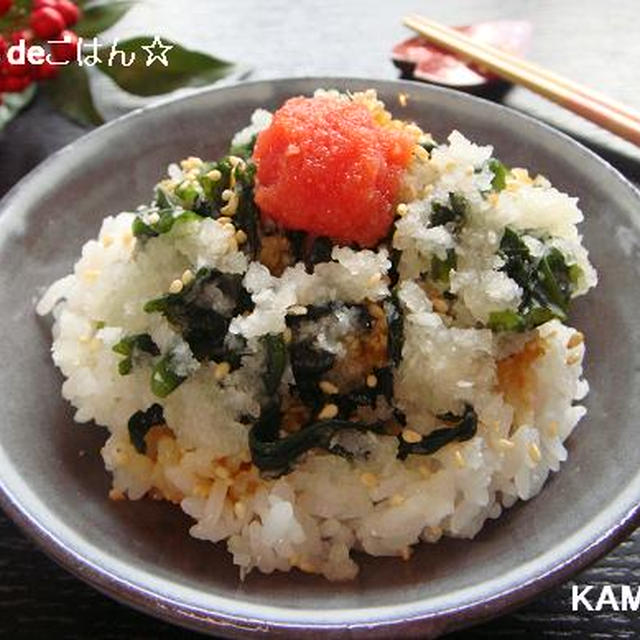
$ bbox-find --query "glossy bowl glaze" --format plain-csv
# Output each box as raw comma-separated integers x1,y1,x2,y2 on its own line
1,78,639,638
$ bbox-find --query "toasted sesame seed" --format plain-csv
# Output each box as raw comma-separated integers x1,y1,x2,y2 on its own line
567,332,584,349
109,489,125,501
222,222,236,234
454,449,466,469
528,442,542,464
288,305,307,316
566,353,581,366
214,361,231,381
401,428,422,444
367,272,382,286
390,494,405,507
298,560,317,573
207,169,222,182
181,269,194,285
221,189,234,202
235,229,248,245
234,501,246,519
122,230,134,247
227,238,239,253
180,156,203,171
396,203,409,216
221,195,239,216
432,298,448,314
217,216,232,225
318,403,339,420
319,380,339,395
168,279,184,294
499,438,515,450
360,472,378,488
366,374,378,388
214,465,231,480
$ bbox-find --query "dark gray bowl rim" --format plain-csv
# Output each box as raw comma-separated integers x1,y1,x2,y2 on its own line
1,76,639,638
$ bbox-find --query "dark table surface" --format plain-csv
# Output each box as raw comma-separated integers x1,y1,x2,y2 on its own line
1,0,640,637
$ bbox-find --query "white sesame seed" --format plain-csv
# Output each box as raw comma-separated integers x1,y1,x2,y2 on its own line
401,428,422,444
566,353,581,366
207,169,222,182
319,380,339,395
235,229,248,245
168,279,184,294
366,374,377,388
318,403,338,420
217,216,232,225
221,189,234,202
181,269,194,285
148,212,160,224
396,203,408,216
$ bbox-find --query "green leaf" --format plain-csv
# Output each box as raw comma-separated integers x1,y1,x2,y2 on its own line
76,1,135,38
151,355,185,398
45,65,104,127
95,37,235,97
488,158,508,192
488,309,525,332
0,84,37,130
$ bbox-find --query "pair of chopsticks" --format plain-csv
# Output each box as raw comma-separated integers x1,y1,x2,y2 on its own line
403,14,640,146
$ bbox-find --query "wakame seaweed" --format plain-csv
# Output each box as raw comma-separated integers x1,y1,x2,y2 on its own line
488,227,581,332
144,268,252,364
249,417,386,474
127,403,164,454
112,333,160,375
397,404,478,459
430,192,468,230
262,333,287,396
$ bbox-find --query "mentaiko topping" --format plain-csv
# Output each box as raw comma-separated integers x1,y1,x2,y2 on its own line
37,89,596,582
253,95,415,247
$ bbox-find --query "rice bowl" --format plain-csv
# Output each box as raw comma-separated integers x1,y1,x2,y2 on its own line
36,88,597,582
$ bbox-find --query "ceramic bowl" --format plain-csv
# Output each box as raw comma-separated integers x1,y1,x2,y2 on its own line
1,78,639,638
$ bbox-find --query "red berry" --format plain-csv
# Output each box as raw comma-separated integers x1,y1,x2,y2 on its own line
49,29,78,62
32,59,58,80
0,0,12,18
55,0,80,26
29,7,66,39
2,75,32,92
2,58,30,77
10,29,34,45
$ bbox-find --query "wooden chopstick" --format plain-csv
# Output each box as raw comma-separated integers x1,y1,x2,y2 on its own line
403,14,640,146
